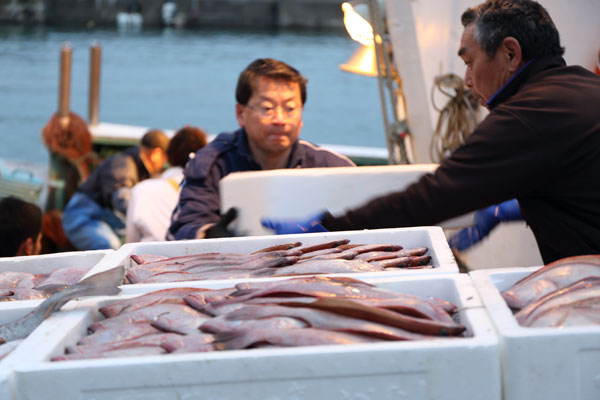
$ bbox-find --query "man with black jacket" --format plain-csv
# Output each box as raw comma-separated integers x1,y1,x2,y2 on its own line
262,0,600,264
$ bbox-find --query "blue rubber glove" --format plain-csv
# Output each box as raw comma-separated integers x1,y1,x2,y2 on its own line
261,211,328,235
448,199,522,251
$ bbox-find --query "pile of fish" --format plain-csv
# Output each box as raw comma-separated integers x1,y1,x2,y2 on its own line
52,275,465,361
126,240,432,284
0,266,124,360
0,265,94,301
501,255,600,327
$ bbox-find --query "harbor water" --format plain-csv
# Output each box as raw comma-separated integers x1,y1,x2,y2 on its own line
0,24,385,169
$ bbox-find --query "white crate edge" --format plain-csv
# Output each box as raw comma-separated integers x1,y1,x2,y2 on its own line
11,274,499,400
85,227,459,293
469,268,600,400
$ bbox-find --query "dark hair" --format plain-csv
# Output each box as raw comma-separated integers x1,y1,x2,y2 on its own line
235,58,308,106
167,125,208,167
140,129,169,152
0,196,42,257
461,0,564,60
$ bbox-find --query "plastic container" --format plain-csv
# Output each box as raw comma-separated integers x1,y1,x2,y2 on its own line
10,274,500,400
87,227,459,294
470,267,600,400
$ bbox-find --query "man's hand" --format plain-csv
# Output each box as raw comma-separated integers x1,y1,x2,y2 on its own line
261,211,328,235
204,207,238,238
448,199,521,251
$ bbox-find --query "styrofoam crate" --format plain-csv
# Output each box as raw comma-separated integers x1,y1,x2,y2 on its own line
470,267,600,400
220,165,475,237
0,301,94,370
0,369,12,400
11,274,499,400
87,227,458,294
0,250,114,311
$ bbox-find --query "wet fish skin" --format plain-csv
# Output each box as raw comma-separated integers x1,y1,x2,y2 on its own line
502,255,600,310
214,327,379,350
0,266,124,344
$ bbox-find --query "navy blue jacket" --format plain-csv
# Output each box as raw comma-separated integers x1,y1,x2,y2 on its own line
78,147,149,213
168,129,354,239
323,55,600,263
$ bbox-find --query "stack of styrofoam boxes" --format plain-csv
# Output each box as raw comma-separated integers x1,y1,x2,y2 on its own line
470,268,600,400
0,250,113,399
10,274,500,399
86,227,459,290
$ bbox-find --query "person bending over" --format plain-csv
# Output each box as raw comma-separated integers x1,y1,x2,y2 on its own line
62,129,169,250
262,0,600,264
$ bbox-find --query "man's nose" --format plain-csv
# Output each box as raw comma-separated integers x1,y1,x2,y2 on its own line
464,69,473,88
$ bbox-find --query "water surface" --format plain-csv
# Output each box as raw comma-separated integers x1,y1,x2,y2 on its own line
0,24,385,167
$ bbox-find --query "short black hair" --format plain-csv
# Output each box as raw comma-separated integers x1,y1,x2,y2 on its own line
0,196,42,257
235,58,308,106
461,0,564,60
167,126,208,167
140,129,169,152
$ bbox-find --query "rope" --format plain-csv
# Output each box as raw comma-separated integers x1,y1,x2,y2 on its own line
430,73,479,162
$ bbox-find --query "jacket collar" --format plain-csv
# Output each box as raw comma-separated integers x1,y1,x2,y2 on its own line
234,128,303,168
487,55,567,109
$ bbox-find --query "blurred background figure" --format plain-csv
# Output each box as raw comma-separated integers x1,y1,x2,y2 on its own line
62,129,169,250
126,125,208,243
0,196,43,257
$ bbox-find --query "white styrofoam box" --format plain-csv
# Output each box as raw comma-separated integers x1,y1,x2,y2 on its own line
0,300,94,370
0,249,113,310
219,165,475,237
11,274,500,400
87,227,458,294
0,369,11,400
470,267,600,400
0,249,113,278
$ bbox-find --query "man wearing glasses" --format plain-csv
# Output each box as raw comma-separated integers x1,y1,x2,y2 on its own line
168,58,354,240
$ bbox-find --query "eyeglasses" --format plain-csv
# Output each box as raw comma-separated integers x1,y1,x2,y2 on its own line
246,104,302,119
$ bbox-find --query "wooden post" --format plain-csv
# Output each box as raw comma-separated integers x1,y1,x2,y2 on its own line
88,42,102,126
58,42,71,128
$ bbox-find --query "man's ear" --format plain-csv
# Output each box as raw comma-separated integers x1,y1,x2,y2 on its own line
235,103,246,127
503,37,523,72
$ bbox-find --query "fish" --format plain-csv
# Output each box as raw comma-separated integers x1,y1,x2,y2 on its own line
501,255,600,310
515,277,600,326
223,304,431,341
0,266,124,344
214,327,379,350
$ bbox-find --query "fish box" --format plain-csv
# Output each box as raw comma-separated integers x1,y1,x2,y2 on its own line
219,165,475,237
469,268,600,400
0,250,113,304
87,227,458,293
10,274,500,400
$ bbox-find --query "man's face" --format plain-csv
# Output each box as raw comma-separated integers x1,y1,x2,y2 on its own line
236,76,303,158
459,24,514,107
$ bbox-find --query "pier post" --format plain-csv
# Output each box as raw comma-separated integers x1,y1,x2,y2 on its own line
88,42,102,126
58,42,71,128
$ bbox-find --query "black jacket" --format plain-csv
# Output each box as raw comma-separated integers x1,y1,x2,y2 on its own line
323,55,600,263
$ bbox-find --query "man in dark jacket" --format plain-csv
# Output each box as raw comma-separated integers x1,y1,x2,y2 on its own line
262,0,600,264
62,129,169,250
168,58,354,240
